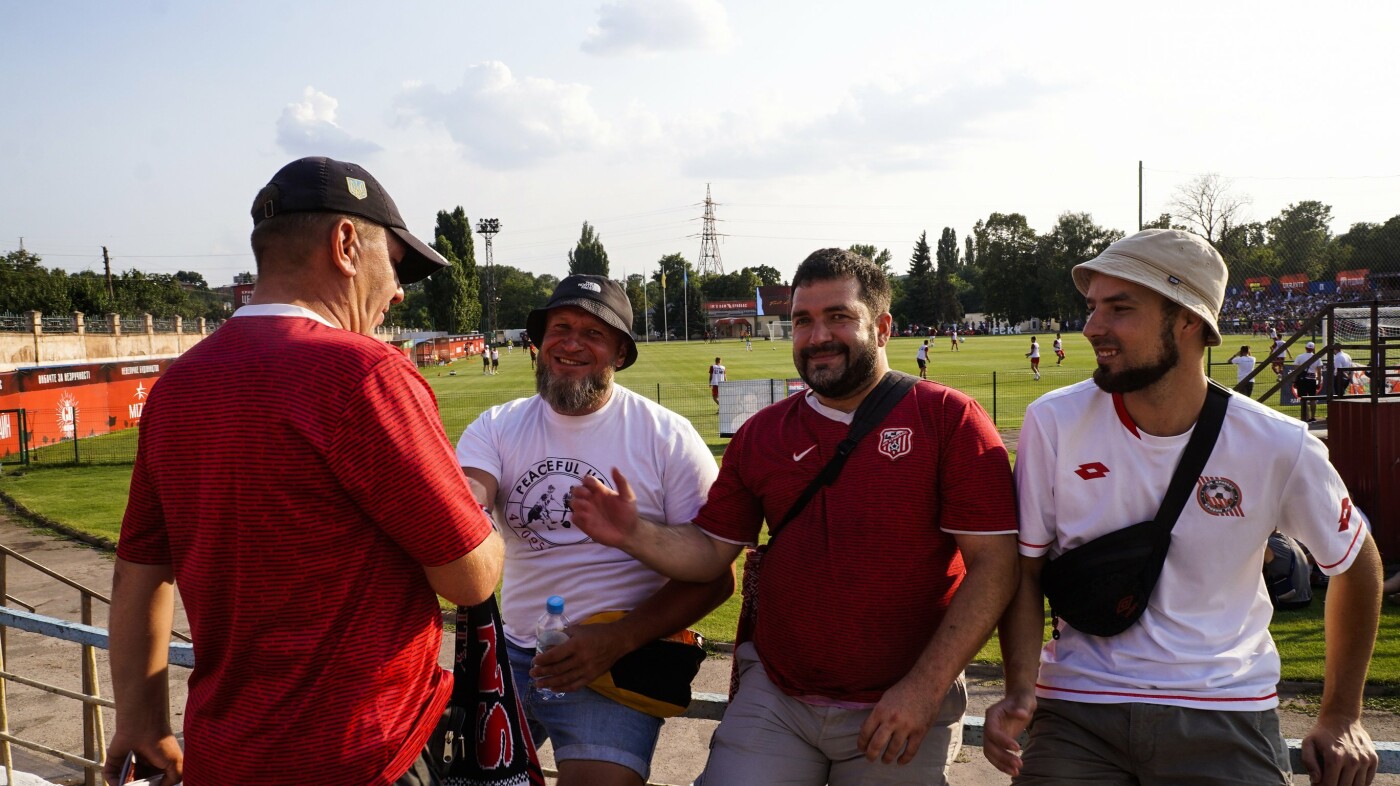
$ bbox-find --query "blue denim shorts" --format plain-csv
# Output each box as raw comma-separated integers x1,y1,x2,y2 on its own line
506,641,664,780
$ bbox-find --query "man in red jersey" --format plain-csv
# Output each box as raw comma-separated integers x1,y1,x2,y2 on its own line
570,248,1019,785
106,157,504,786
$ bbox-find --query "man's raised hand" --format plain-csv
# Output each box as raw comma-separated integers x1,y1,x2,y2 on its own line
568,469,639,549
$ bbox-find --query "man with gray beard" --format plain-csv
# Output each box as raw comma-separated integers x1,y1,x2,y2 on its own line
456,274,730,786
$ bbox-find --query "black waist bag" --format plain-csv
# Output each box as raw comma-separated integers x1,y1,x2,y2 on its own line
1041,382,1230,638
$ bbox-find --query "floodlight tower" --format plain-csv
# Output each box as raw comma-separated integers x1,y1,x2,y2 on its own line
476,218,501,339
696,184,724,277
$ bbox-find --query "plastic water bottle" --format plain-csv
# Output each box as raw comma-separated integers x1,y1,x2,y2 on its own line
535,595,570,701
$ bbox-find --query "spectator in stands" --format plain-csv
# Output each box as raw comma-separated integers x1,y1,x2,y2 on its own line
457,275,729,786
570,248,1019,786
984,228,1381,785
107,157,504,785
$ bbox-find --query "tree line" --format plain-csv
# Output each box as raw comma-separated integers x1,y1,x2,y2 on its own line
11,177,1397,337
0,250,227,321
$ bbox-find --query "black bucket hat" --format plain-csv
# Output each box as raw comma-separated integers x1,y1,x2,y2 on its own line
250,156,449,285
527,275,638,370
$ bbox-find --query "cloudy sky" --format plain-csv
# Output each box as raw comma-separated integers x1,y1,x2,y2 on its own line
3,1,1396,287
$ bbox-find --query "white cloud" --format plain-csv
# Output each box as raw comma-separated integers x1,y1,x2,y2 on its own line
275,87,381,158
682,75,1053,178
396,62,611,170
582,0,733,56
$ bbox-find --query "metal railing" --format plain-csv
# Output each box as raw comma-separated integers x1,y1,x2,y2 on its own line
84,317,113,335
0,315,24,333
40,316,75,334
0,544,190,786
118,318,145,335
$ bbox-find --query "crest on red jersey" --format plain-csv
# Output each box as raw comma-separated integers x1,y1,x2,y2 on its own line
878,427,913,460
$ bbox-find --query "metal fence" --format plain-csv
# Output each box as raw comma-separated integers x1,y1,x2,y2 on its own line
0,314,24,333
83,317,113,335
39,316,74,335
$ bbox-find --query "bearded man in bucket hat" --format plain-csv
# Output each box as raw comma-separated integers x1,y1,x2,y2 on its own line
456,274,731,786
984,229,1383,785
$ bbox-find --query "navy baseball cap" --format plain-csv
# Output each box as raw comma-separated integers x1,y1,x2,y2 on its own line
250,157,449,285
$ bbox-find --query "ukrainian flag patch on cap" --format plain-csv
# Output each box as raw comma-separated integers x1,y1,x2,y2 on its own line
346,177,368,200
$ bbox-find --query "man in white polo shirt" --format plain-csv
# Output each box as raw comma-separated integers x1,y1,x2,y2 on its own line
984,229,1382,785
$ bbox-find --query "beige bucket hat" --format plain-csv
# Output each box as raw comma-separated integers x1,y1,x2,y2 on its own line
1072,229,1227,346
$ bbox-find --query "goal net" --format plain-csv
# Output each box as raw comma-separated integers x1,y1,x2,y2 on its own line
1332,306,1400,342
766,320,794,341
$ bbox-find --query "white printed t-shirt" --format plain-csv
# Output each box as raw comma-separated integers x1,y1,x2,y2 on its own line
709,364,726,385
458,385,717,648
1016,379,1366,711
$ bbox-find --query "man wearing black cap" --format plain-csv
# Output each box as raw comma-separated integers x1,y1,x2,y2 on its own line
107,157,504,785
456,275,729,786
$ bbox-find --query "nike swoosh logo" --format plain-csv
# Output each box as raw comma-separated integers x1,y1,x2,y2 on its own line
792,445,816,461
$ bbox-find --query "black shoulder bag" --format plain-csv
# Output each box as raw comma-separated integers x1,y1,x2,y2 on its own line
1040,380,1231,638
729,370,917,697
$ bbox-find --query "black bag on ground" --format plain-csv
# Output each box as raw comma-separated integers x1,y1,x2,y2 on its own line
1041,382,1230,638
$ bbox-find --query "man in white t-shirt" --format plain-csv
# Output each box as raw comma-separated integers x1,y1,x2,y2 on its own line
1052,333,1066,366
1333,346,1356,397
984,229,1382,785
1294,340,1319,422
915,340,929,379
457,275,729,786
1230,344,1257,397
1026,337,1041,380
709,357,726,404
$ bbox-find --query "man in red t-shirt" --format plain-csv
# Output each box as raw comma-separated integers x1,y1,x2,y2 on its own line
570,249,1018,785
106,157,504,786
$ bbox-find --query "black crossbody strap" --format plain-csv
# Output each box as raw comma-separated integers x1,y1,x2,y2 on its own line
1151,380,1231,534
774,370,919,536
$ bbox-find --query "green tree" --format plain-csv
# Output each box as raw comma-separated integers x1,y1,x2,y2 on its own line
490,265,555,330
625,274,650,336
1038,212,1123,323
568,222,610,277
1336,216,1400,272
423,207,481,334
1267,201,1334,280
1140,213,1184,231
847,244,894,276
898,232,936,328
979,213,1040,326
699,268,761,300
175,270,208,289
1217,222,1280,284
653,254,700,338
935,228,960,275
749,264,783,286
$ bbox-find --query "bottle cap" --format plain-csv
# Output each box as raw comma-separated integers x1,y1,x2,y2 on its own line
546,595,565,615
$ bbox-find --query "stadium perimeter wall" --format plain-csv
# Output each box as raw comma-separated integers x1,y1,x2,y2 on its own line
0,314,210,373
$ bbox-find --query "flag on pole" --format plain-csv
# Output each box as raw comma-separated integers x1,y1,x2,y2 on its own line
683,267,688,287
755,286,765,316
661,271,667,288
